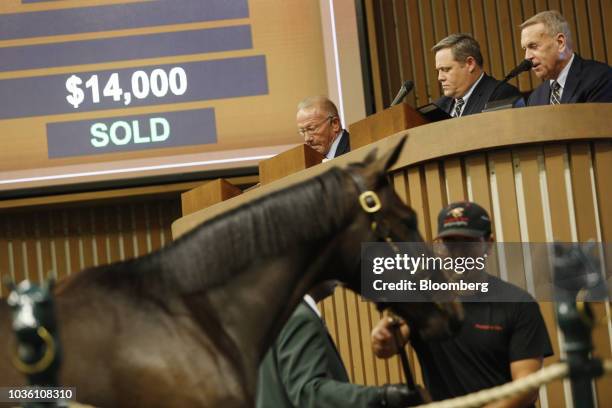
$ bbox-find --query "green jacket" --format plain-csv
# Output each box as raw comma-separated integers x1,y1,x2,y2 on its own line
256,302,385,407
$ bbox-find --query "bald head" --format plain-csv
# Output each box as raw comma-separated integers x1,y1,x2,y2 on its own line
296,96,342,156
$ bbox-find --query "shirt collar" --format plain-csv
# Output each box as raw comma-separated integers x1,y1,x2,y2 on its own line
325,130,344,160
303,294,321,318
459,72,485,104
550,53,575,89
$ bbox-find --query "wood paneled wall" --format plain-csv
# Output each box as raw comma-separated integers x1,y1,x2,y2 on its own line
0,199,181,298
324,140,612,407
364,0,612,110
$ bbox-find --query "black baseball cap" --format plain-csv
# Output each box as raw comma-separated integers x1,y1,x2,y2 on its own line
435,202,491,239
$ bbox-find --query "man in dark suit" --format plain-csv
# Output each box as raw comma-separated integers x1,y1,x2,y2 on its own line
521,10,612,105
296,96,350,159
256,281,415,407
432,34,523,117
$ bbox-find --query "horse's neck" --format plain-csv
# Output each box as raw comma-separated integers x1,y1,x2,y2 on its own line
175,170,357,393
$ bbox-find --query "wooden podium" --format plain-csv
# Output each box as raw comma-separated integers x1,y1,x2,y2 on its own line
348,102,428,149
258,144,324,185
180,178,242,216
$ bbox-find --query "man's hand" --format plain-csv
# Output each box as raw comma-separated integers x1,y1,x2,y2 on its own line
371,316,410,359
382,384,430,407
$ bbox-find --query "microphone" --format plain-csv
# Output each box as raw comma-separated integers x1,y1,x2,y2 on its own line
390,80,415,106
484,59,533,111
502,59,533,82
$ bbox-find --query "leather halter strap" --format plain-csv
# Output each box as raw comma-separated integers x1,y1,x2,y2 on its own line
346,169,399,252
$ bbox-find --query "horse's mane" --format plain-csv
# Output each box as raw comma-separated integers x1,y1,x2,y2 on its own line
58,167,354,297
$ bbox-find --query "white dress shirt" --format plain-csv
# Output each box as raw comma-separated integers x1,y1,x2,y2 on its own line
549,53,575,100
452,72,485,117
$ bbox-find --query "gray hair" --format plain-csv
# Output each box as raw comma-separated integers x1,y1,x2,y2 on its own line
431,33,484,67
297,96,340,124
520,10,573,48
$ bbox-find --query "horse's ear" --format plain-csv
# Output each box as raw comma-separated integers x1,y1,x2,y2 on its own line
363,147,378,164
377,136,408,173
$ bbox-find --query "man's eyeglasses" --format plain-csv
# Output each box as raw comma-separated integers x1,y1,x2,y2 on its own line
297,116,334,137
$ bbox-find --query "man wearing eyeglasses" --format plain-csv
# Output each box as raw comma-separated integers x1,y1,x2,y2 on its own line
296,96,350,159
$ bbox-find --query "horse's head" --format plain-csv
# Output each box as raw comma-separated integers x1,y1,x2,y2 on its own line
334,137,463,339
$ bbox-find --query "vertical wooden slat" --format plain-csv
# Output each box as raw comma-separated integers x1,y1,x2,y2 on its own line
586,0,606,62
543,145,573,241
496,0,518,87
365,0,385,112
381,0,402,104
443,157,467,203
23,213,39,282
465,153,501,279
419,0,441,101
369,307,388,385
106,205,122,263
568,143,612,407
149,202,163,251
0,217,10,297
345,291,367,384
405,0,429,105
333,288,355,381
393,0,417,106
358,299,377,385
457,0,474,33
374,0,391,107
133,204,148,258
483,0,503,79
470,0,488,69
322,296,338,347
573,0,592,58
392,170,409,204
510,0,532,92
65,209,81,275
560,0,579,52
432,0,448,43
515,146,566,407
93,206,109,266
9,217,25,283
407,166,433,241
592,141,612,281
120,205,135,260
522,0,542,89
602,0,612,63
36,212,52,282
548,0,561,11
445,0,460,33
79,208,95,269
49,210,67,280
465,154,492,217
489,150,527,289
424,162,447,239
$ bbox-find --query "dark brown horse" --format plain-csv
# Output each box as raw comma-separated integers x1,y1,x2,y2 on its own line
0,139,460,407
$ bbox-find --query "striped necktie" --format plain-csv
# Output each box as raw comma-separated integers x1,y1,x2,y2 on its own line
550,80,561,105
453,97,465,117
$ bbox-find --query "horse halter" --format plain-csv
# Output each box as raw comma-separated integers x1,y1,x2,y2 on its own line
346,168,400,252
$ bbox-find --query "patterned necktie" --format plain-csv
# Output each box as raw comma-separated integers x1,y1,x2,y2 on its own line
550,81,561,105
453,97,465,117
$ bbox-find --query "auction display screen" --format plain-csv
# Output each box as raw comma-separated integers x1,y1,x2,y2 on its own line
0,0,329,193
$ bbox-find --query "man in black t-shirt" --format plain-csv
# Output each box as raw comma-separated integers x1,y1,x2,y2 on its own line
372,202,553,407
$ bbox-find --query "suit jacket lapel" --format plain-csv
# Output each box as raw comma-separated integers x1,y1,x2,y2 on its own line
561,54,581,103
463,74,489,115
